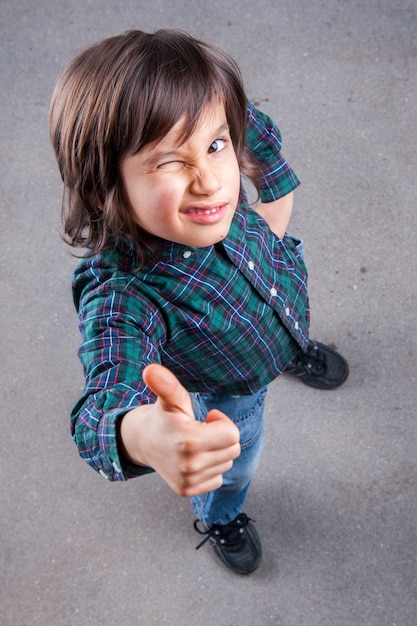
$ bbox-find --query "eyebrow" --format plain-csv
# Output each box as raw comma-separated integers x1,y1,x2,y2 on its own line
143,122,230,167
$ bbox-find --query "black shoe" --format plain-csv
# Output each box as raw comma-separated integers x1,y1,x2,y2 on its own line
194,513,262,575
285,340,349,389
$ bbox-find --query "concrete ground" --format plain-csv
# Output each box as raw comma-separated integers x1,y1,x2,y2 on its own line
1,0,416,624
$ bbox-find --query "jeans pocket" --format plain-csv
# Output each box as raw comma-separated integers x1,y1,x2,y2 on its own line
284,234,305,261
230,388,266,451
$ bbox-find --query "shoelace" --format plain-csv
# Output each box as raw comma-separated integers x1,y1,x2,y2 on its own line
292,341,327,375
194,513,254,550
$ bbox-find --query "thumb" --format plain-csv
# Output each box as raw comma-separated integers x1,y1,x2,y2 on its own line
142,363,194,419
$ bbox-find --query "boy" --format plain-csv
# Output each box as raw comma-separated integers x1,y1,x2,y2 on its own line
49,29,348,575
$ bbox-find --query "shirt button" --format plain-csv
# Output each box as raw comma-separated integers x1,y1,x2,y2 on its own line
285,307,290,316
183,250,192,259
270,287,277,297
294,321,299,330
248,261,255,270
112,461,122,474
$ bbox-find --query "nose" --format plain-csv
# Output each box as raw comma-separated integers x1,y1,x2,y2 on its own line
189,161,221,196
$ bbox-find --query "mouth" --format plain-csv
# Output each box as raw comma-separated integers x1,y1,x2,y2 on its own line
181,203,228,224
188,206,222,216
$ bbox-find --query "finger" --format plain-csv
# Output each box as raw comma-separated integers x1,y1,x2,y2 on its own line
173,460,233,497
142,363,193,417
178,442,241,476
178,475,224,498
176,452,240,497
205,409,240,447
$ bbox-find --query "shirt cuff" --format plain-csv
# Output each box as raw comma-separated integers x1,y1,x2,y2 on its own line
96,408,154,481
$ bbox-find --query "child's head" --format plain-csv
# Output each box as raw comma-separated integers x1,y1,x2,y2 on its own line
49,29,259,256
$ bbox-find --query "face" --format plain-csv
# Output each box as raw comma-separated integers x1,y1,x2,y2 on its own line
119,101,241,248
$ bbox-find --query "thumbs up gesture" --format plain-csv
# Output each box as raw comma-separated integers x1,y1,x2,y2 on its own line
119,364,241,497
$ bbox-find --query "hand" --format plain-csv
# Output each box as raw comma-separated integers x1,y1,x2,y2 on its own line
119,364,241,497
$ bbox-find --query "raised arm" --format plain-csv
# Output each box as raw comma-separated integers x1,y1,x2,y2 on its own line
255,191,294,238
245,102,299,237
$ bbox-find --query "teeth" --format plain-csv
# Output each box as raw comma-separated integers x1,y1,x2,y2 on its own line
195,207,218,215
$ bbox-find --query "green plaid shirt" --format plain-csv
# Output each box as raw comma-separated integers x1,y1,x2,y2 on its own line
71,103,309,480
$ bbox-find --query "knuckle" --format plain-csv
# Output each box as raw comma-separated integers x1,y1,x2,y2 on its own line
176,478,197,498
178,462,197,477
177,441,194,457
176,485,191,497
176,435,198,457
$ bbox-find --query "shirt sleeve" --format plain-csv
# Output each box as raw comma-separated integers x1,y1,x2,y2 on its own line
246,101,300,202
71,260,162,481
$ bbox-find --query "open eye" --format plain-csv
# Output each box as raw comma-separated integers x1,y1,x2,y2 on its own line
208,138,227,154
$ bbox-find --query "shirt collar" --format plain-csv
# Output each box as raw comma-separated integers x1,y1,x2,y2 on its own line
114,206,249,265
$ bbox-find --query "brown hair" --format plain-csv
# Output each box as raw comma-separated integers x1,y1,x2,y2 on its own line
49,29,260,258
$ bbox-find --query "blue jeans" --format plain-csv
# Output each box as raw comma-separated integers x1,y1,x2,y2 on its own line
189,387,267,527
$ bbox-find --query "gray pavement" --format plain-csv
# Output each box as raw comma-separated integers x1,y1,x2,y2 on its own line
1,1,416,624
